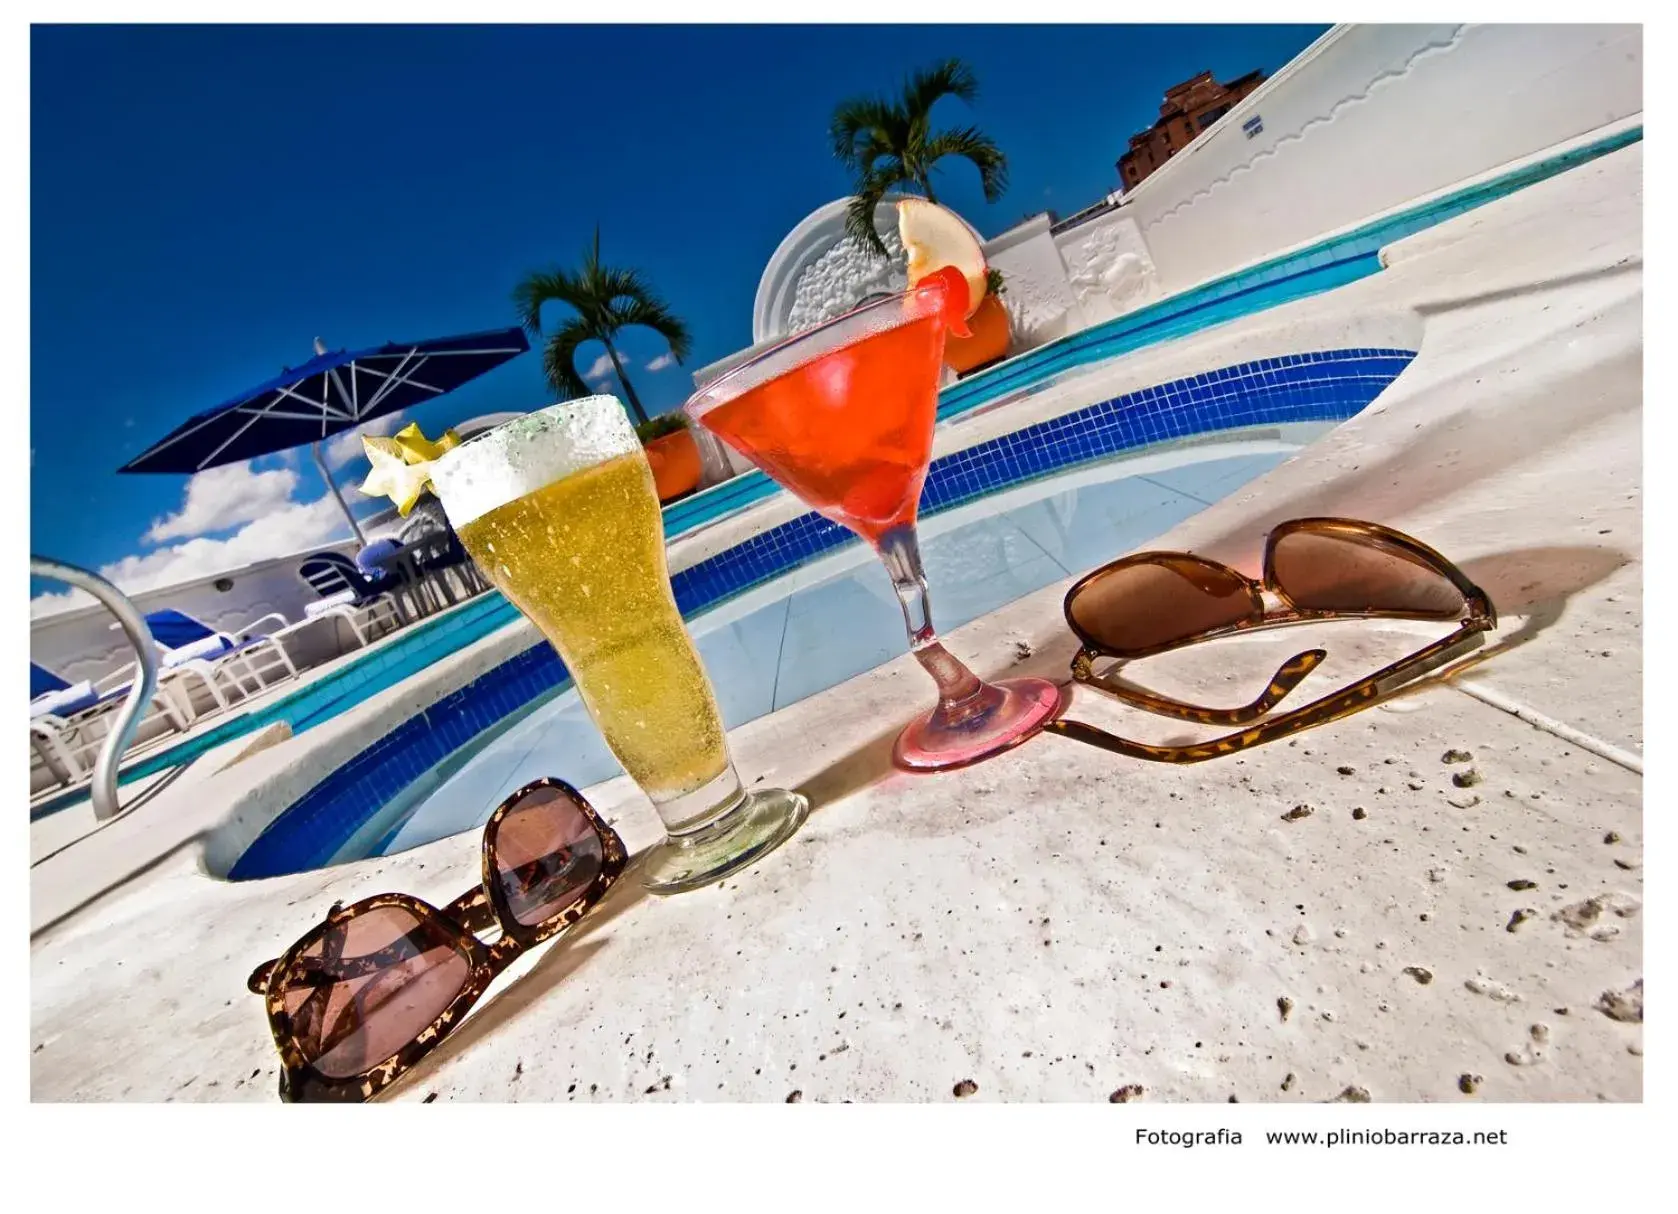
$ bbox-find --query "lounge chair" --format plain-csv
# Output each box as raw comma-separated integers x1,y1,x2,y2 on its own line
29,662,190,791
125,608,300,717
30,662,113,720
294,552,404,645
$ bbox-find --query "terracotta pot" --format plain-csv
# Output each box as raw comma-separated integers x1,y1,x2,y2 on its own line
944,293,1011,375
644,429,702,502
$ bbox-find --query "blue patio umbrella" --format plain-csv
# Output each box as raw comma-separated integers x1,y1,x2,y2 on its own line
119,325,530,542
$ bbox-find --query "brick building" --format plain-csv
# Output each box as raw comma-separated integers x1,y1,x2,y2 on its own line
1117,69,1266,191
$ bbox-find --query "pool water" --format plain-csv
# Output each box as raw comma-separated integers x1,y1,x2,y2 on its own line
330,440,1308,865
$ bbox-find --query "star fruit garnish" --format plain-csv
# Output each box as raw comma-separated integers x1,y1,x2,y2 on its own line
358,423,464,515
360,437,432,516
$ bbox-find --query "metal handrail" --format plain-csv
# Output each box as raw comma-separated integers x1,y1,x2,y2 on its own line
30,556,160,822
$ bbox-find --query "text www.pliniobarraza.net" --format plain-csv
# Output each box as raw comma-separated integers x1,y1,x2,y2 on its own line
1264,1129,1508,1148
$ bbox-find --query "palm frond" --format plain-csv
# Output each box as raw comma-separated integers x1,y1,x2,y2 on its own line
864,153,908,186
511,268,585,336
844,169,906,258
611,294,694,364
567,229,667,333
594,264,655,311
539,316,599,400
901,58,978,123
829,58,1007,230
920,125,1010,202
829,97,904,171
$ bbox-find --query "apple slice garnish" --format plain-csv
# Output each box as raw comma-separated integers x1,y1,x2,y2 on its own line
898,197,986,337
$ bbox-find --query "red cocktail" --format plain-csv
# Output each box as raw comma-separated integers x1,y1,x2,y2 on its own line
700,293,940,543
686,276,1064,771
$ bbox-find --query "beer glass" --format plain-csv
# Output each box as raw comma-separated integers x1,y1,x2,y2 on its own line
428,396,807,894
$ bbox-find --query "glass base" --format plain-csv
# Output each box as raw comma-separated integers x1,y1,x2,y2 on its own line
891,676,1066,773
641,787,810,895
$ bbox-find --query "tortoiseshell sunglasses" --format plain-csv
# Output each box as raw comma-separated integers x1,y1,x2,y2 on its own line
1045,518,1497,762
246,778,626,1103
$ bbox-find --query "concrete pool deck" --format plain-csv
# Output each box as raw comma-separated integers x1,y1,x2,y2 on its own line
30,141,1642,1101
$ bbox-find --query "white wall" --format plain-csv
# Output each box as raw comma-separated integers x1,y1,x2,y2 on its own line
31,541,359,685
1125,23,1644,294
981,214,1086,346
738,194,1077,359
750,196,920,345
1052,208,1162,325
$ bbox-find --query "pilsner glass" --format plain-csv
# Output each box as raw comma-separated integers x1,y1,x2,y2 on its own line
428,396,807,894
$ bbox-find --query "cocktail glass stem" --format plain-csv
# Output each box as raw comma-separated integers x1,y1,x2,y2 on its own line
874,522,1063,770
877,522,989,712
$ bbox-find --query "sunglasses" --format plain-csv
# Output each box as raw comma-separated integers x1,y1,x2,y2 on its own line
246,778,626,1103
1045,518,1497,761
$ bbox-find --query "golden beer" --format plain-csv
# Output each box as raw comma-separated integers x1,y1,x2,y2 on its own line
429,396,807,893
456,451,726,800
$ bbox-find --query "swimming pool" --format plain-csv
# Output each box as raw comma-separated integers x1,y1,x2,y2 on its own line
226,336,1418,880
290,438,1323,876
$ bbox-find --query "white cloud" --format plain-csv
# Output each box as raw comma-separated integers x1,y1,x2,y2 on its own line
104,495,349,598
584,351,625,382
32,493,353,618
324,412,406,469
645,353,676,372
31,587,95,618
144,461,304,543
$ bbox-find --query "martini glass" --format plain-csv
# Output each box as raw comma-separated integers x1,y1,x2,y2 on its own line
685,278,1065,771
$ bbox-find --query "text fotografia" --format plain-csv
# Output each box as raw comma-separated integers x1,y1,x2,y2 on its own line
1136,1130,1243,1147
1135,1129,1509,1149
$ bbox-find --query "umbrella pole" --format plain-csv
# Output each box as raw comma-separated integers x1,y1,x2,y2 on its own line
312,441,367,545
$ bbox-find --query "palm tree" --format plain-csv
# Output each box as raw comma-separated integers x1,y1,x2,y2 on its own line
512,228,692,426
828,58,1009,256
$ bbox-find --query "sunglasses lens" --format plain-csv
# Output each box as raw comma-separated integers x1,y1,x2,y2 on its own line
1272,528,1464,617
490,786,605,928
1069,555,1259,654
279,905,471,1080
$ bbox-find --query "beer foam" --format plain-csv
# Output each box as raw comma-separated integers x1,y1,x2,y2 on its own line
429,395,640,526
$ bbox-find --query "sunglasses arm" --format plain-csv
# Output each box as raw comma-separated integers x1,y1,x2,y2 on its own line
1372,625,1487,694
1073,646,1327,725
1051,624,1489,764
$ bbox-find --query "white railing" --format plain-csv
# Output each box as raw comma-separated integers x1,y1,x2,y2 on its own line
31,556,161,822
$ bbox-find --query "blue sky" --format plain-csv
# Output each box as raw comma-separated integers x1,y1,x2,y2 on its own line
30,23,1325,610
